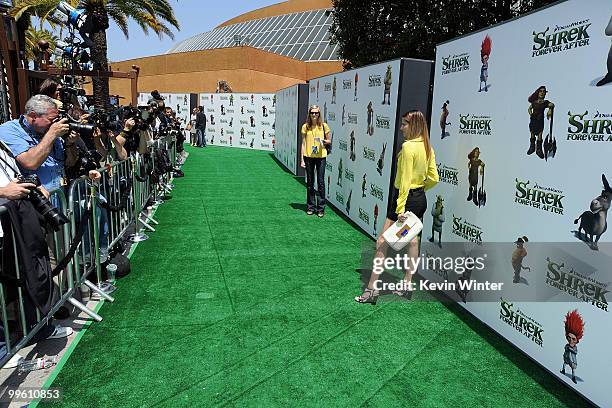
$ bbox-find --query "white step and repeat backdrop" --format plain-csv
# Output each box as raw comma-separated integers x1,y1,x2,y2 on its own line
274,84,307,176
198,93,276,151
137,92,192,128
309,60,403,239
421,0,611,405
308,59,433,239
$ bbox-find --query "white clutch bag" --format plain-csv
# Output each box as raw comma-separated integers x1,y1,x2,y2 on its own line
382,211,423,251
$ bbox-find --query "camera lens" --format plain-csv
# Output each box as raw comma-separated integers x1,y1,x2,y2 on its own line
27,189,70,231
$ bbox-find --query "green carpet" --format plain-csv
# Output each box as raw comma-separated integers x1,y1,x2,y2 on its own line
41,146,589,407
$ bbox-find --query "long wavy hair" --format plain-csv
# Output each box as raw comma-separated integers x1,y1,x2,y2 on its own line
306,104,323,130
401,110,433,162
528,86,547,103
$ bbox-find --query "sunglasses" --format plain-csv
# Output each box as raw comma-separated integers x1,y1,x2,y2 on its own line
310,112,320,115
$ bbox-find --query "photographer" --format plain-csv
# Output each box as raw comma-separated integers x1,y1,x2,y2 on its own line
0,135,73,342
0,95,72,193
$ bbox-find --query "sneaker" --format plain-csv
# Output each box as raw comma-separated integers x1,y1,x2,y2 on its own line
47,325,73,340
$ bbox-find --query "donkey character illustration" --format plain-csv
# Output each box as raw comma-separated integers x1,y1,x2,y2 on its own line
574,174,611,250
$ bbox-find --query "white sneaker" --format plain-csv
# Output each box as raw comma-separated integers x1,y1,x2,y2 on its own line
47,325,73,340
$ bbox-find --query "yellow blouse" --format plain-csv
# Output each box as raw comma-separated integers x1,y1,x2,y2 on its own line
301,123,330,158
393,137,439,214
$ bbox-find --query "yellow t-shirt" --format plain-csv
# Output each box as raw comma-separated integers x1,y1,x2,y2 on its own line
393,137,439,214
301,123,330,158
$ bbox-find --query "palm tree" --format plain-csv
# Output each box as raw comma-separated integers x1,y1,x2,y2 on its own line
11,0,179,110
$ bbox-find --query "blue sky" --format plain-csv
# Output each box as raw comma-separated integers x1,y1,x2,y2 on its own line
106,0,281,62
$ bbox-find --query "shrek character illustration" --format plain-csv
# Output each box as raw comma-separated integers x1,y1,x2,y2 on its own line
561,310,585,384
467,147,485,206
527,86,554,159
440,100,450,139
367,102,374,136
382,65,392,104
262,105,268,117
229,117,233,127
376,143,387,176
350,130,356,161
479,35,492,92
337,158,343,187
362,174,367,197
332,76,337,104
511,236,530,283
597,14,612,86
240,127,245,139
428,196,445,248
272,94,276,107
354,73,359,101
221,104,225,115
262,130,265,140
373,204,379,236
250,138,254,148
342,104,346,126
346,190,352,214
229,94,234,106
210,114,215,125
250,116,255,127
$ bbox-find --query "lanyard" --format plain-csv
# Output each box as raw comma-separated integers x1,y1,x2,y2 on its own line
19,116,63,163
0,142,20,176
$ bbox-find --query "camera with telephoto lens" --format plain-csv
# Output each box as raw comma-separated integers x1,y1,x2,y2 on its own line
16,174,69,231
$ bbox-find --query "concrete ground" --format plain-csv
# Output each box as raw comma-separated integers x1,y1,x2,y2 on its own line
0,295,107,408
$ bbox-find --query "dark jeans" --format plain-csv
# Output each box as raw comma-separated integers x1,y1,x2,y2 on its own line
196,128,206,147
304,156,326,212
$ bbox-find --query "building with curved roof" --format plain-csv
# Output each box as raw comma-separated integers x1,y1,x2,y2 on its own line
108,0,343,99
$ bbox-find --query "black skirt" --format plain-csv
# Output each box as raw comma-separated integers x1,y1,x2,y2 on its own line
387,187,427,222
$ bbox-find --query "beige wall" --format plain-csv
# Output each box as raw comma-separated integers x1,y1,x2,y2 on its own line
104,46,343,102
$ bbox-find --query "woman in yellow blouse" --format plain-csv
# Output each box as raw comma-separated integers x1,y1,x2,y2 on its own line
301,105,331,217
355,110,439,304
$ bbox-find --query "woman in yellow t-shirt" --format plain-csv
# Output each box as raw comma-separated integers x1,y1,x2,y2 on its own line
355,110,439,304
300,105,331,217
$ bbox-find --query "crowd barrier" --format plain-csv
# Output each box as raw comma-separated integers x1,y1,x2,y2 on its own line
0,132,180,369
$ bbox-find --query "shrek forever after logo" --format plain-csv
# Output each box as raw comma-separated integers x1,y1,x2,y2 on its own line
452,215,483,244
515,179,564,215
459,114,492,135
441,53,470,75
567,110,612,142
499,299,544,347
532,19,591,58
545,258,608,312
437,163,459,186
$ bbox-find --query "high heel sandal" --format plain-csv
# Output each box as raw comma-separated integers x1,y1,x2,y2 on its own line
354,288,379,304
392,280,413,300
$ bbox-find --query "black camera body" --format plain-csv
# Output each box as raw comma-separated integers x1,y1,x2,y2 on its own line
16,174,69,231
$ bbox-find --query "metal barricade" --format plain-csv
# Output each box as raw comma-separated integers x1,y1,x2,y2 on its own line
0,188,74,368
0,138,183,369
